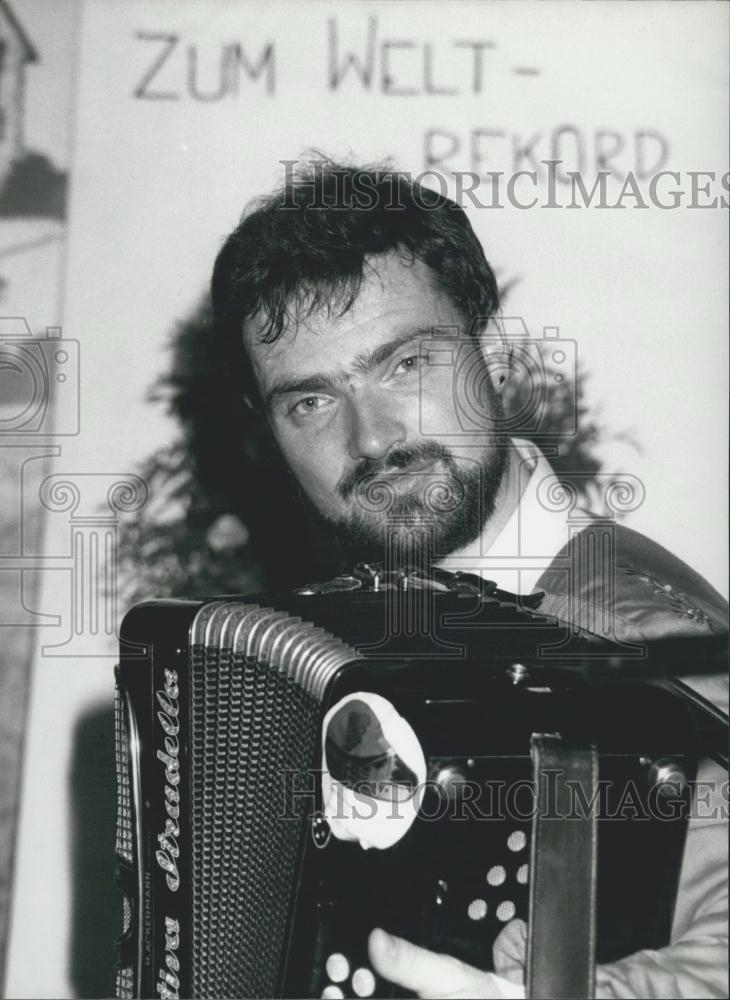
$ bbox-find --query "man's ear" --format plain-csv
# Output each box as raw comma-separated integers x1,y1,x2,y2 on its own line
475,315,512,393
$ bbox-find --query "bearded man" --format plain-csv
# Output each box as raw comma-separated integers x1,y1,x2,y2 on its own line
211,160,728,998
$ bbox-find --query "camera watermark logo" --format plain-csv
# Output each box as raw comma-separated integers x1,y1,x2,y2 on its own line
419,317,577,441
36,473,148,656
0,318,79,436
1,317,147,657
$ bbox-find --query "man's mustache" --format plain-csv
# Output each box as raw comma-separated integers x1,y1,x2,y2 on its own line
337,441,455,500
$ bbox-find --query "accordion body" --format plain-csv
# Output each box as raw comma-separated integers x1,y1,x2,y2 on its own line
114,573,716,999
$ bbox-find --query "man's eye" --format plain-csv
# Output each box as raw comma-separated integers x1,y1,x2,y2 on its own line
393,353,425,376
289,395,331,419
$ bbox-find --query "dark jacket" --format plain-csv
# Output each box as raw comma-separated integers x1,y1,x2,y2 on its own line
535,517,728,716
533,518,728,998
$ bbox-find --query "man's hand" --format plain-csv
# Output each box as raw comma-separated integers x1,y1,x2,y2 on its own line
368,927,522,999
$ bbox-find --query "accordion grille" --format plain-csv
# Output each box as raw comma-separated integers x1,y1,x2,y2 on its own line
114,682,133,866
190,603,358,998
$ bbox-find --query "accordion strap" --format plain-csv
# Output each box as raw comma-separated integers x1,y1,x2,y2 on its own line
527,735,598,1000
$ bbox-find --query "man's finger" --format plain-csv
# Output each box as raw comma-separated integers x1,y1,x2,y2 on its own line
368,927,503,999
493,918,528,984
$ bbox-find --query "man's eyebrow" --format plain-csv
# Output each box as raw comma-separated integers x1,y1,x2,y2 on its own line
263,327,434,409
350,326,434,376
263,373,342,409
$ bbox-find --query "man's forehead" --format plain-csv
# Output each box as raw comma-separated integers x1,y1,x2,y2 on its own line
244,254,457,366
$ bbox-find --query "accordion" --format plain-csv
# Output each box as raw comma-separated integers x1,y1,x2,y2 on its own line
114,566,726,999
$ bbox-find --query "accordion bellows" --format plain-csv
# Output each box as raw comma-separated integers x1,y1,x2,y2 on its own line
115,585,702,999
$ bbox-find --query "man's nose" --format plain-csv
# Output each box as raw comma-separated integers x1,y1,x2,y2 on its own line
345,393,407,461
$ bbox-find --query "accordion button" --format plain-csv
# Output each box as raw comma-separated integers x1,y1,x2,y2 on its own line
507,830,527,852
321,988,345,999
487,865,507,887
325,953,349,983
468,899,488,921
352,968,376,997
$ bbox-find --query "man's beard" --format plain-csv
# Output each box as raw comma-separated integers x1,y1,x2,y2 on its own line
321,437,508,570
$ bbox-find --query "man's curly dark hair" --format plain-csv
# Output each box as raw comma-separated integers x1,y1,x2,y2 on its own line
211,157,500,408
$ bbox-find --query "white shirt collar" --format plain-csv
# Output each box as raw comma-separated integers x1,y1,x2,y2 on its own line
437,438,572,595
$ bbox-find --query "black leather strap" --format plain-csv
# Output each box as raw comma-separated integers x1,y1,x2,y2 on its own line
527,735,598,999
